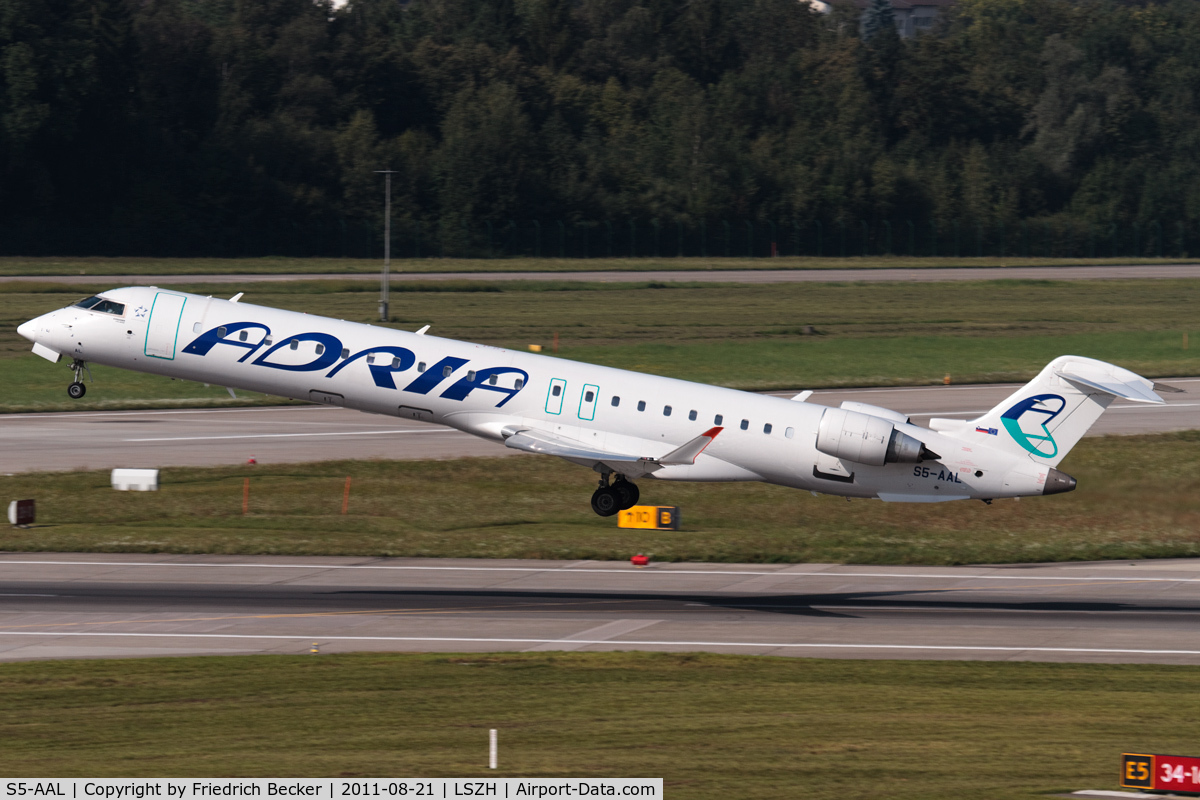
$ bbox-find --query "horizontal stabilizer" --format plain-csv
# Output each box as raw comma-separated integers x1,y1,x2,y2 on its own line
1055,364,1164,404
658,427,723,466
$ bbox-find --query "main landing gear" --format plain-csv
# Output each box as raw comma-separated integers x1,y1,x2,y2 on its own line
67,360,90,399
590,472,640,517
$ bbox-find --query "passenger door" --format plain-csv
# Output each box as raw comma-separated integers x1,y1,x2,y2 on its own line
145,292,187,360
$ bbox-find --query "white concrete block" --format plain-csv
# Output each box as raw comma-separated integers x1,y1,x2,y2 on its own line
111,469,159,491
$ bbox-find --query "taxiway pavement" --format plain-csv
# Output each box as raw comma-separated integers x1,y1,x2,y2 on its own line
10,264,1200,285
2,379,1195,473
2,553,1200,664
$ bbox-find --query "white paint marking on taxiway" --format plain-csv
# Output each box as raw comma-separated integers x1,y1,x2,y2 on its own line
0,630,1198,656
125,429,459,442
0,559,1197,584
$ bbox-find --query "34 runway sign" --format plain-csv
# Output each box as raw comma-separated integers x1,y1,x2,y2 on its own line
1122,752,1200,794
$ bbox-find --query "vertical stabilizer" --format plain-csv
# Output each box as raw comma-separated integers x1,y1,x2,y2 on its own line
945,356,1162,467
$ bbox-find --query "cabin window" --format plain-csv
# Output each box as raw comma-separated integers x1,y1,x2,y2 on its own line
315,344,325,356
442,365,453,378
217,327,227,338
391,357,402,368
467,370,476,382
688,410,697,421
611,396,620,407
489,374,498,385
418,362,426,372
552,385,562,397
341,348,350,359
239,331,248,342
637,400,646,412
714,414,723,425
366,353,375,364
585,390,594,402
515,379,524,389
763,423,772,434
663,405,672,417
193,322,201,333
785,427,795,439
290,339,299,350
264,336,273,346
740,419,749,430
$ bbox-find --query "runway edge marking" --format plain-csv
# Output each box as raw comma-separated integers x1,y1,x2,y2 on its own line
2,559,1200,583
1,630,1199,656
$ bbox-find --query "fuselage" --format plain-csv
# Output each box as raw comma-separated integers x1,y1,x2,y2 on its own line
17,286,1057,501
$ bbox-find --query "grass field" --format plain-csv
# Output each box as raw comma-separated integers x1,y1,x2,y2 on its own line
3,431,1198,564
2,278,1198,412
0,651,1193,798
0,255,1191,277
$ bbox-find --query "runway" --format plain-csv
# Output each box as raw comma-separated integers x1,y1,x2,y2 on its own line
2,553,1200,664
10,263,1200,285
2,379,1195,472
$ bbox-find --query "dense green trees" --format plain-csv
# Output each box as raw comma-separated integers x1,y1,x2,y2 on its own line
2,0,1200,255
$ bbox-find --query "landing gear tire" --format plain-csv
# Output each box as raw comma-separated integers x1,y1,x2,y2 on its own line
67,382,86,399
590,486,621,517
613,480,640,510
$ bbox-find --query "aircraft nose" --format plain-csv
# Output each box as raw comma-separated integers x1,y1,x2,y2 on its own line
17,318,38,342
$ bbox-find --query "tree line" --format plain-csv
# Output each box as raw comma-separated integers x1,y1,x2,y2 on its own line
2,0,1199,256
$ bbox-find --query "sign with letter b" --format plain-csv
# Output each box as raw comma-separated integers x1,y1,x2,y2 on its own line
617,506,680,531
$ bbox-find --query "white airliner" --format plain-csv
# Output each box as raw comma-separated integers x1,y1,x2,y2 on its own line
18,287,1168,515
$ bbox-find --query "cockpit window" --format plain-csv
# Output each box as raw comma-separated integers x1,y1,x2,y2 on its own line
74,296,125,316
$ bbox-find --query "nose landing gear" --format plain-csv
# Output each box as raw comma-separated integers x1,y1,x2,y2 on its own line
67,360,90,399
590,472,640,517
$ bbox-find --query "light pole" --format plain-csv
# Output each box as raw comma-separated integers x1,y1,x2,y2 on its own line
375,169,397,322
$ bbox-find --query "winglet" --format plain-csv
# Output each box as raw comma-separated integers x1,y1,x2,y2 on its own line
658,427,723,466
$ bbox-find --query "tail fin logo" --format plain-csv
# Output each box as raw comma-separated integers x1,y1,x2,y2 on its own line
1000,393,1066,458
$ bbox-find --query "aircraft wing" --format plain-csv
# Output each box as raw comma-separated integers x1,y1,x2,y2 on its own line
501,425,724,477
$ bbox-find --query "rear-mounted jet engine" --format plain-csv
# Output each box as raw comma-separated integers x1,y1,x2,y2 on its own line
815,407,940,465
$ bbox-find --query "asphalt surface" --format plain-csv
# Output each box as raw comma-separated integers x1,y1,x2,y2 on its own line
10,263,1200,284
2,553,1200,664
2,379,1195,473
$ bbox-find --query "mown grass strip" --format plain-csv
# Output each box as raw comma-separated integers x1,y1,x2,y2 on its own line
0,255,1192,277
3,432,1198,565
0,651,1193,799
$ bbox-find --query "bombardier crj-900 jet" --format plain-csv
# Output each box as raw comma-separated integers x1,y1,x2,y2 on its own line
18,287,1169,515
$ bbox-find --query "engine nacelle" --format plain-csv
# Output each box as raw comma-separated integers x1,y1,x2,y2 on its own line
816,408,938,466
839,401,910,425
